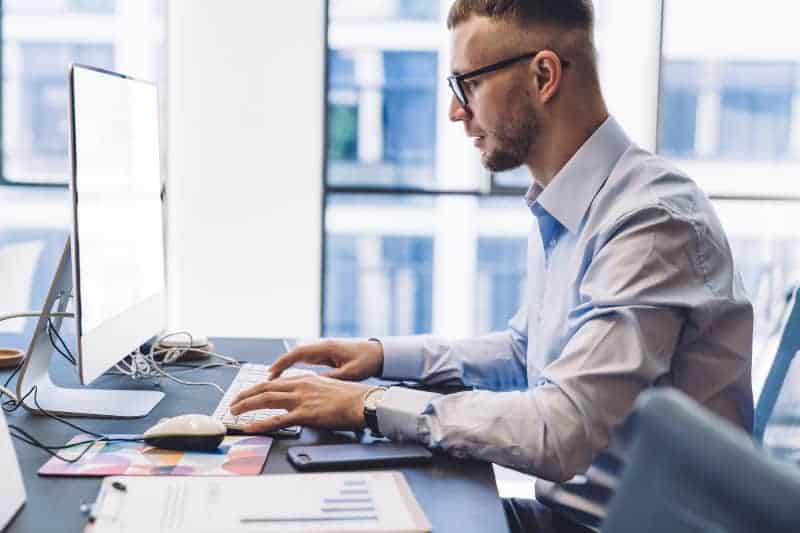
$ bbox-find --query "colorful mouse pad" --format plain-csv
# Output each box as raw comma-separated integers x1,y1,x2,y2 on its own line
38,434,272,477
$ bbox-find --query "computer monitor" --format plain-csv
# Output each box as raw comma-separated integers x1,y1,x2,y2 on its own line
0,411,25,529
15,64,166,417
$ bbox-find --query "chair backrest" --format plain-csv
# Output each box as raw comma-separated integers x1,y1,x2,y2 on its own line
602,388,800,533
754,286,800,443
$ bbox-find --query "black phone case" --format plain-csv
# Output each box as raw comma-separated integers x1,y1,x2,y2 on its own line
287,442,433,470
227,425,302,438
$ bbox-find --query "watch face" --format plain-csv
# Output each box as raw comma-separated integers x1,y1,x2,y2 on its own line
365,388,386,410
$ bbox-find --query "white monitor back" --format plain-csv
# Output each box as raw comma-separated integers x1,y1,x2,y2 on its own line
0,411,25,529
69,64,165,384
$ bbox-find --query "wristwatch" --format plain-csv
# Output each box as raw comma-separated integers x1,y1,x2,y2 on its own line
363,386,387,436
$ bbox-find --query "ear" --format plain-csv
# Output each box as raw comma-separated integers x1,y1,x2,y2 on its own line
530,50,563,104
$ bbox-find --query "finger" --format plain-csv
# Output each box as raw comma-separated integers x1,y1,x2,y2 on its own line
268,350,306,379
270,343,334,378
244,411,303,434
232,378,303,405
229,391,296,416
320,367,350,380
270,342,330,379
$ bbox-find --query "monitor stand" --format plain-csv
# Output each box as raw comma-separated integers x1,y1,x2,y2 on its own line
15,241,164,418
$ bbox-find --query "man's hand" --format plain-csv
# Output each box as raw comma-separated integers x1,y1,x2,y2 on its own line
229,374,374,433
268,339,384,381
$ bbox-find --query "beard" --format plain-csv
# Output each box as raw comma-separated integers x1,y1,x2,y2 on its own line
481,99,538,172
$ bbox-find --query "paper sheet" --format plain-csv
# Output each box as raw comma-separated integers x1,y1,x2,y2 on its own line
89,472,431,532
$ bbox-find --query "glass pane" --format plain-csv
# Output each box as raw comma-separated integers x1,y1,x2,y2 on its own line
476,237,527,333
712,199,800,395
2,0,165,185
0,0,165,350
659,1,800,174
0,188,70,347
326,47,439,188
661,2,800,404
329,0,439,22
324,194,530,338
326,1,482,191
658,62,700,157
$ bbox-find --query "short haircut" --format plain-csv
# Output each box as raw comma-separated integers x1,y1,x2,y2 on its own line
446,0,594,32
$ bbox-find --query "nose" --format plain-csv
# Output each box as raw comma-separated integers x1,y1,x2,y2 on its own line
448,95,470,122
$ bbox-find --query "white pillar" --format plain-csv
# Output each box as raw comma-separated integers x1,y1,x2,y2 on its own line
167,0,324,337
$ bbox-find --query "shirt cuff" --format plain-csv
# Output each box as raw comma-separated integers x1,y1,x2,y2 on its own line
374,336,428,381
377,386,440,442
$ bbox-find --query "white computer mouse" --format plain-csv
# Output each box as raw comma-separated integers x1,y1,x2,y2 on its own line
143,414,226,452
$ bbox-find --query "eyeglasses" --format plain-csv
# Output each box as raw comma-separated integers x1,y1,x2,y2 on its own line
447,50,570,109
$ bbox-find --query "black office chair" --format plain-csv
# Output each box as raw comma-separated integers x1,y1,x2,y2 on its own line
754,285,800,444
602,388,800,533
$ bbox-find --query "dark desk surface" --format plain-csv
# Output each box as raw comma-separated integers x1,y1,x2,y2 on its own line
3,337,509,532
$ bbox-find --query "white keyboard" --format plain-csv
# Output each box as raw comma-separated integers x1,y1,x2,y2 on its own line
212,363,311,436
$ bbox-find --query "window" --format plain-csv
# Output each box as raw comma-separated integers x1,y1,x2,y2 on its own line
659,60,798,161
0,0,165,348
323,0,662,340
326,48,439,188
659,1,800,398
323,0,664,497
659,62,700,157
476,237,527,333
718,63,795,160
324,1,512,339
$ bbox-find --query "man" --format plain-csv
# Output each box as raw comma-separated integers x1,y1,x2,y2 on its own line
232,0,753,530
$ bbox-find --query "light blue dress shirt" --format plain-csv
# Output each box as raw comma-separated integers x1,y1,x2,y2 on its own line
375,117,753,482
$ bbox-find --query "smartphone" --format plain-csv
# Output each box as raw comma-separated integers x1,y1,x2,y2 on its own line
227,425,302,438
287,442,433,470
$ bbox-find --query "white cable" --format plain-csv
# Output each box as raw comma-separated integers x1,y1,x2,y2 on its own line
150,347,239,366
110,330,242,395
1,312,74,404
147,356,225,395
0,385,19,404
0,312,74,324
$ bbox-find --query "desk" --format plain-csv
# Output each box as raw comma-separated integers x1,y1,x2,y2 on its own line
3,337,510,532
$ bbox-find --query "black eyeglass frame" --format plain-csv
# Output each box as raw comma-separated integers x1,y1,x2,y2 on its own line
447,50,570,108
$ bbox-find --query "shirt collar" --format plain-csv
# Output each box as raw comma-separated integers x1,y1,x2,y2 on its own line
524,116,631,235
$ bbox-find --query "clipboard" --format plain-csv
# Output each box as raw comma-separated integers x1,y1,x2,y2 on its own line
86,471,431,532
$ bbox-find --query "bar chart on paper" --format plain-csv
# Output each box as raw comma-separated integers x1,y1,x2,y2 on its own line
88,471,431,532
